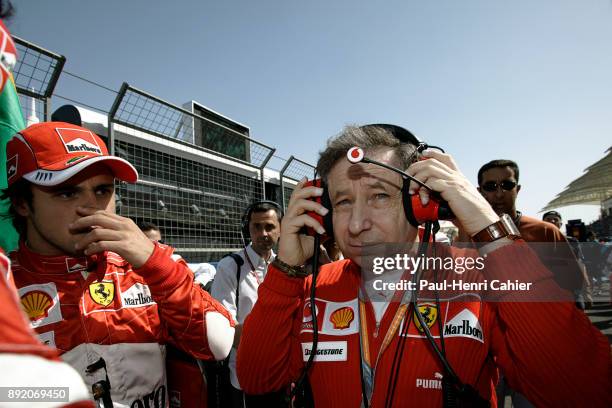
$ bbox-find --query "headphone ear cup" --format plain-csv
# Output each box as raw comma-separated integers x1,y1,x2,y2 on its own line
402,179,419,228
321,185,334,236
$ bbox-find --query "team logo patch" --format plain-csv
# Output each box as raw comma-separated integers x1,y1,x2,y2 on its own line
302,300,319,324
416,372,444,390
329,306,355,330
120,282,156,308
442,308,484,343
18,283,63,328
56,127,103,155
21,291,53,321
89,281,115,306
301,341,347,362
65,155,88,165
65,257,88,273
301,299,359,335
414,302,438,333
401,294,484,343
6,155,17,180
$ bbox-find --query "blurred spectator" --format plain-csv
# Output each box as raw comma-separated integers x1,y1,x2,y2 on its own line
210,200,282,407
542,210,592,308
139,221,162,243
478,160,590,408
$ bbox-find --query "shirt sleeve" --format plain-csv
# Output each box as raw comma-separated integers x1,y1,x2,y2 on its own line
485,242,611,407
210,256,239,322
135,243,235,361
236,265,306,394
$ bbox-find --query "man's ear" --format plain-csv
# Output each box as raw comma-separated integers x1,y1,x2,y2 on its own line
12,196,31,217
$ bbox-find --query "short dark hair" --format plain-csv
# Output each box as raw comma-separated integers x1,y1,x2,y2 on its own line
317,125,419,183
138,221,160,233
249,202,282,223
542,210,561,221
477,159,520,186
1,179,34,239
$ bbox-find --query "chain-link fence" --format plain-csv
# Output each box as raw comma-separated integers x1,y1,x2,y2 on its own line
108,83,276,262
11,37,320,263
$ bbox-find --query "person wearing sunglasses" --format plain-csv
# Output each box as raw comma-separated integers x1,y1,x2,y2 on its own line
478,160,589,301
478,160,591,408
477,160,521,224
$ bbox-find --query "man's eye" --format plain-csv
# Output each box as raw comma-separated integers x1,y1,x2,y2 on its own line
96,188,112,196
57,191,76,199
335,199,351,207
374,193,389,200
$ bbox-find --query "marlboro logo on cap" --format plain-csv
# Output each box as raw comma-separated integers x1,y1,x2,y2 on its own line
57,127,103,155
6,121,138,187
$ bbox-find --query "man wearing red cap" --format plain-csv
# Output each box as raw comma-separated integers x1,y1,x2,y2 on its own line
2,121,235,407
0,8,95,407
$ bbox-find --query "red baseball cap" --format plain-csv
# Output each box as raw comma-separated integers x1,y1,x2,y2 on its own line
6,122,138,187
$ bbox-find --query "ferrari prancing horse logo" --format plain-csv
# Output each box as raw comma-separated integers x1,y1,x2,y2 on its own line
414,302,438,332
89,281,115,306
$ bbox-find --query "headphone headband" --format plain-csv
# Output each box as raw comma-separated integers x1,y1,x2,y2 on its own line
359,123,421,146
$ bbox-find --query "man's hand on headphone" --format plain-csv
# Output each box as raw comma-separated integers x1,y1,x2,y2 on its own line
406,150,499,237
277,178,329,267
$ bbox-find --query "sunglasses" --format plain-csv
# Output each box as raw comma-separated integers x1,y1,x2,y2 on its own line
481,180,517,192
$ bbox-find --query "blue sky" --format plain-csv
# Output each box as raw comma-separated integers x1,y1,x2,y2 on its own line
8,0,611,223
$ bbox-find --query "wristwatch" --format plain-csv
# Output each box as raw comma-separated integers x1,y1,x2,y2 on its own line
271,258,311,278
471,213,522,243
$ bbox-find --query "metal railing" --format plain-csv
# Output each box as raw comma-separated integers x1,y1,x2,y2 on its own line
12,36,65,121
279,155,317,210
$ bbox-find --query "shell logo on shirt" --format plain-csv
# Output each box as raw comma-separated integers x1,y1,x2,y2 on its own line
17,282,63,328
329,306,355,330
89,281,115,306
414,302,438,332
301,298,359,335
21,290,53,321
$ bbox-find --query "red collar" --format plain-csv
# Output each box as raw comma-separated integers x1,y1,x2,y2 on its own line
12,241,125,276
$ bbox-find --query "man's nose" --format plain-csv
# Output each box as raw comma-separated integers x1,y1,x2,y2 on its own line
80,190,100,209
348,199,372,236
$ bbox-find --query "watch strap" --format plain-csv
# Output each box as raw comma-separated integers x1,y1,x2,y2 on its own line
471,214,521,243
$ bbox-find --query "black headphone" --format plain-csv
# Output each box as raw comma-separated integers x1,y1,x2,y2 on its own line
240,200,283,244
307,124,452,241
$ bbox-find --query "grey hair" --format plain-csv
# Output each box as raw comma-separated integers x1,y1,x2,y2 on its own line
316,125,419,182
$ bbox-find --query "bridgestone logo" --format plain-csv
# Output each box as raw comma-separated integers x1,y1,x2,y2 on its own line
304,348,344,356
444,319,483,340
301,341,347,362
123,293,154,306
66,143,101,154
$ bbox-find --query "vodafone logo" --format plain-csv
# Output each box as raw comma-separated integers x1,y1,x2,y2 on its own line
347,147,364,163
56,127,103,155
303,300,319,323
